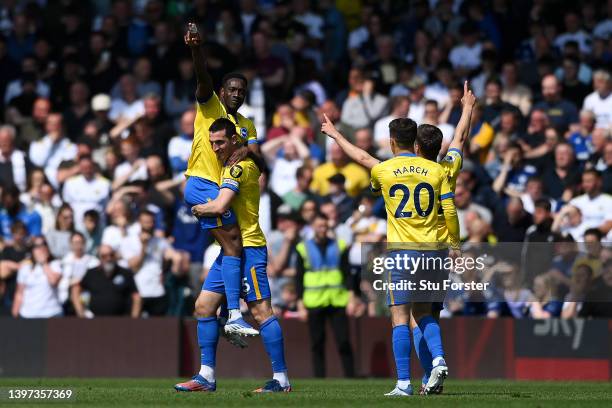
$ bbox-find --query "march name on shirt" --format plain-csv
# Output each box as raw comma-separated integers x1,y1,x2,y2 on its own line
392,164,429,177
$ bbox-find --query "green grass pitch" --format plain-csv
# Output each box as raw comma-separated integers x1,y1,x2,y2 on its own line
1,378,611,407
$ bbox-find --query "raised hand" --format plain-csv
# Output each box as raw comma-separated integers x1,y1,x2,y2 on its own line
321,113,340,139
184,23,202,48
460,80,476,109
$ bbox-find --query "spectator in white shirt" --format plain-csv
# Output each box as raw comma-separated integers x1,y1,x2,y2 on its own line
108,74,145,122
421,99,455,157
118,210,185,316
59,231,99,308
168,109,195,178
28,113,77,188
569,170,612,235
292,0,324,41
0,124,30,192
449,22,482,75
262,128,309,197
554,11,592,55
12,237,63,318
112,137,147,191
62,155,111,231
341,74,388,130
373,95,409,158
582,69,612,129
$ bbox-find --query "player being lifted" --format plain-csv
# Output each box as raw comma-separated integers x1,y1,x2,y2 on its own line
175,118,291,393
321,82,474,396
183,22,260,337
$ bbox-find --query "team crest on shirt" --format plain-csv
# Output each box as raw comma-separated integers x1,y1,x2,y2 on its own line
444,154,455,162
113,275,125,286
230,165,243,178
222,210,232,219
240,127,248,139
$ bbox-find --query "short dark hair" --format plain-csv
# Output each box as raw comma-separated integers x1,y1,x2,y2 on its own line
209,117,236,138
222,72,248,88
534,198,551,212
485,77,503,88
312,212,328,223
584,228,603,241
416,124,442,160
71,231,85,241
84,209,100,222
139,209,156,219
389,118,417,149
583,169,601,178
296,165,311,179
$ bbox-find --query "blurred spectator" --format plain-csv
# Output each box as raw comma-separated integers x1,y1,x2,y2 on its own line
28,113,77,188
482,77,523,131
340,71,388,130
501,61,532,116
0,124,31,192
541,142,581,201
493,143,537,196
168,110,195,178
558,56,592,108
262,130,309,197
62,155,111,232
58,231,99,312
4,57,50,106
118,210,183,316
12,237,62,318
493,197,532,242
0,221,29,315
354,127,378,162
72,244,141,318
532,74,578,132
164,57,196,120
468,103,494,164
0,184,42,241
366,35,402,94
520,177,558,215
46,203,75,260
81,209,102,256
15,97,51,148
455,179,493,241
603,142,612,194
315,99,353,157
567,110,596,163
568,170,612,235
449,22,482,75
561,263,593,319
108,74,145,122
579,259,612,318
283,165,315,212
63,81,94,141
523,199,562,284
529,274,563,318
552,205,588,242
487,261,533,318
251,31,287,106
310,143,369,198
295,213,356,377
322,173,354,224
112,137,147,190
582,69,612,129
554,11,592,55
421,99,454,153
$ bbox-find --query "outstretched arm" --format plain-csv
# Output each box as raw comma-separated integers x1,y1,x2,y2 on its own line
185,23,214,102
191,188,237,218
321,113,380,169
449,81,476,152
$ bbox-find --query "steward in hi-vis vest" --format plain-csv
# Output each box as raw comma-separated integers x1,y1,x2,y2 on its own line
295,213,355,378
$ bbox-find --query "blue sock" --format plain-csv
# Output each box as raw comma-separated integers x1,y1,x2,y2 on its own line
221,256,241,310
198,317,219,368
392,325,411,381
260,316,287,373
417,316,444,361
412,325,432,383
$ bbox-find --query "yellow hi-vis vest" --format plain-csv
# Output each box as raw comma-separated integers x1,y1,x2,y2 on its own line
296,238,349,308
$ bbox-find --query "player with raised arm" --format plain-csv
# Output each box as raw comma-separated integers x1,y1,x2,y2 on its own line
183,23,260,338
324,116,460,396
321,82,474,396
175,118,290,393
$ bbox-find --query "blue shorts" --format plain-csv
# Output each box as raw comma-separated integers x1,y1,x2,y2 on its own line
184,176,237,230
202,246,271,303
386,250,447,306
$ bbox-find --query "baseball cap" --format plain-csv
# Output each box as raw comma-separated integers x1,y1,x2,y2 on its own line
91,94,111,111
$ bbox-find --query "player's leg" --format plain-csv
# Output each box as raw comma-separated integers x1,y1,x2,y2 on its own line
184,176,255,335
242,246,291,392
329,306,355,378
412,302,448,395
410,306,433,394
174,289,223,392
209,224,258,335
307,307,327,377
385,303,413,396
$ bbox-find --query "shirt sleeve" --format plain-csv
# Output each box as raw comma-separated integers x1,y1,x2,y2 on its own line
440,174,460,248
220,162,246,193
246,120,258,144
370,164,382,195
197,92,224,119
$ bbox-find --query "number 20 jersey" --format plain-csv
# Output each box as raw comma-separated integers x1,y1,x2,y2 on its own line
370,153,454,244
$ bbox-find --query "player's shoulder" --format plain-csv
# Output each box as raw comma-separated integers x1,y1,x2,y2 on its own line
226,158,258,178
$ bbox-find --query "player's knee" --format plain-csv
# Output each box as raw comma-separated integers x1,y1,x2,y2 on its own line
194,295,217,317
411,302,431,322
390,305,410,327
248,299,273,324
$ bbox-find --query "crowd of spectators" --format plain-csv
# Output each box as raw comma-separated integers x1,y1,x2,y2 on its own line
0,0,611,320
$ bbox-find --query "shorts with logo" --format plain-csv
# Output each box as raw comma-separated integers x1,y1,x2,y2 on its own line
202,246,271,303
385,249,447,306
184,176,237,229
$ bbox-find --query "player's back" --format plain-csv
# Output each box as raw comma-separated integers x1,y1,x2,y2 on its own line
186,93,256,183
220,158,266,247
437,148,463,242
371,153,453,246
